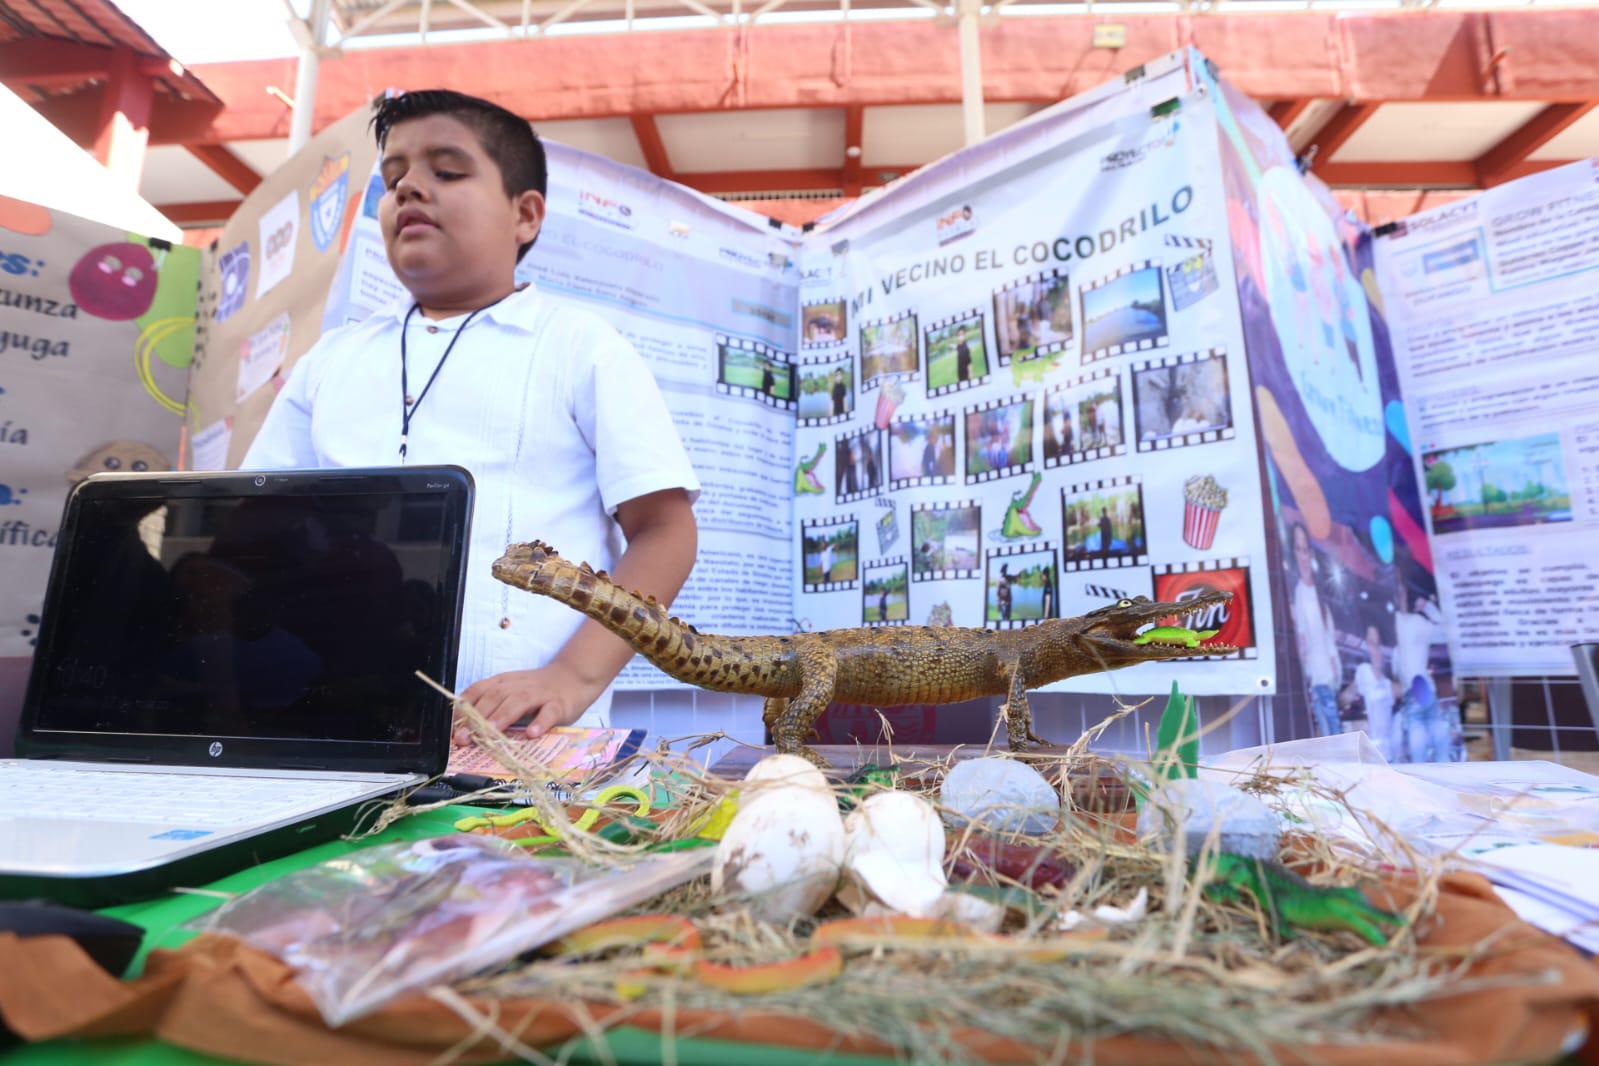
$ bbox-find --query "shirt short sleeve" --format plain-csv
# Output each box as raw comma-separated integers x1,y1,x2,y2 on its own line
569,317,700,515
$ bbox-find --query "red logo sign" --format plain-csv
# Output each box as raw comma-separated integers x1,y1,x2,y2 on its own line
1152,566,1253,651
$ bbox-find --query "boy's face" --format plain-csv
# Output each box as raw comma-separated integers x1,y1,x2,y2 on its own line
379,114,543,304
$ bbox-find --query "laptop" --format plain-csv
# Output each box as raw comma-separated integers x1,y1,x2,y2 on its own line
0,466,473,906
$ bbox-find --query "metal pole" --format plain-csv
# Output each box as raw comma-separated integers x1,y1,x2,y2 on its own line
289,0,332,154
956,0,984,146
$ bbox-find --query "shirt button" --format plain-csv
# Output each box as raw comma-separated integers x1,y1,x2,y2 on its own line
499,617,512,629
427,325,440,334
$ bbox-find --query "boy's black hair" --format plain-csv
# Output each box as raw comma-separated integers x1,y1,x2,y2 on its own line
370,89,546,261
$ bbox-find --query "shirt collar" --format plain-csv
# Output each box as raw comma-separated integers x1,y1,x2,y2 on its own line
375,279,542,333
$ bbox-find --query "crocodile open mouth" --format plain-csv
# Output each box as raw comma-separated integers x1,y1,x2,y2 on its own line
1080,592,1239,660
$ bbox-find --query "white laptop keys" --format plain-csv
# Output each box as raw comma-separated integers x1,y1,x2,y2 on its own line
0,467,474,905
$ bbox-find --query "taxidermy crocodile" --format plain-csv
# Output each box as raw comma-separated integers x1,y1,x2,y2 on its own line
493,541,1238,766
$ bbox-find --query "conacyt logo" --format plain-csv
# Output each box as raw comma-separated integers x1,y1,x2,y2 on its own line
936,204,976,246
577,190,637,230
1100,120,1181,172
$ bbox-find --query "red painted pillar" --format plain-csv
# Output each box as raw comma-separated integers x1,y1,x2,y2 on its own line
92,47,155,188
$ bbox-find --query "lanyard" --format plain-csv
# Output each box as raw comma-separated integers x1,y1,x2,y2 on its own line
398,294,509,459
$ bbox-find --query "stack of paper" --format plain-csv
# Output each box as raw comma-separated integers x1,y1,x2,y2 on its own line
1470,845,1599,954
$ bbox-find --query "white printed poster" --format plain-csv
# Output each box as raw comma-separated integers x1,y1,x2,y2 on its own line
1377,160,1599,676
790,65,1275,696
255,190,299,299
235,311,290,402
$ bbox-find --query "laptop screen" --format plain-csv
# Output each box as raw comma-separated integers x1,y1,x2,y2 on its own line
22,470,470,771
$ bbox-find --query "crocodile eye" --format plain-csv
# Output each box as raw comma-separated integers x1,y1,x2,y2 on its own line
1117,599,1133,607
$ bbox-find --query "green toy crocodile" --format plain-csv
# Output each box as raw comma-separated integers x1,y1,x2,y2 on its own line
1001,472,1043,539
1204,853,1406,947
1133,625,1219,648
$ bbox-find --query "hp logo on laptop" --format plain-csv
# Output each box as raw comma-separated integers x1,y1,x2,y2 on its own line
208,742,223,758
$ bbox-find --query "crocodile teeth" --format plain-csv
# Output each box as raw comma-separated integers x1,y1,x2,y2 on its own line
1134,622,1155,637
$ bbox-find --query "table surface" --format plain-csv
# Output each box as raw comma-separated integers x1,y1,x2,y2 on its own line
4,804,893,1066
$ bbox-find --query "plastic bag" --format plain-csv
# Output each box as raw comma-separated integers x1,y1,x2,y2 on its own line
189,834,712,1025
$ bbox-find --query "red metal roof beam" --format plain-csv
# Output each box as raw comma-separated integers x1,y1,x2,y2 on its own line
629,114,675,180
157,200,242,225
0,38,182,91
841,103,865,197
185,143,264,195
1307,102,1379,175
1475,101,1597,187
1268,98,1311,131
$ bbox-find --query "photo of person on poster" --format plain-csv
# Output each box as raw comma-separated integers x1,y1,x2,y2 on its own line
1290,522,1342,739
1342,623,1399,759
1393,556,1455,761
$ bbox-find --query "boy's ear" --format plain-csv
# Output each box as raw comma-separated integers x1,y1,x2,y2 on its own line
514,189,546,249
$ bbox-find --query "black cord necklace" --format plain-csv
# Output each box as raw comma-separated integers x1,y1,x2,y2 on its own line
398,294,509,459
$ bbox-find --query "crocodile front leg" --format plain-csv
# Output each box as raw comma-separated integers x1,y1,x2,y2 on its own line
773,644,839,770
761,696,787,736
1003,666,1047,749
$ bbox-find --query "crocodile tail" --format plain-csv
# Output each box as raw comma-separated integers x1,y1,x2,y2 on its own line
492,541,722,686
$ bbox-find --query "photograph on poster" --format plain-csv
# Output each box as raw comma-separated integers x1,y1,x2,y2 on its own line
965,397,1034,482
716,340,794,406
1043,371,1126,466
1133,350,1233,448
993,271,1072,363
1063,479,1147,568
859,314,919,388
803,300,847,345
889,413,957,487
985,547,1058,626
1423,434,1573,535
835,427,886,501
912,502,981,580
925,312,990,393
801,518,859,589
1082,263,1168,357
798,357,854,422
863,560,910,624
1165,235,1219,311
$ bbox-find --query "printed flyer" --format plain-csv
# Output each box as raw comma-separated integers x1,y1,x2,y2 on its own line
1376,160,1599,677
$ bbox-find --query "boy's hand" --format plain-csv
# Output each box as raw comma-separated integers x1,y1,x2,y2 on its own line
455,663,603,746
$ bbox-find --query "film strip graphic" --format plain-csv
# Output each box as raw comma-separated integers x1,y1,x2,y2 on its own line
1084,582,1134,601
859,309,919,392
1133,347,1235,452
800,516,860,593
1063,475,1148,571
1152,556,1258,661
984,542,1058,630
1081,259,1171,363
795,350,855,427
863,555,910,627
834,427,885,504
888,412,956,491
925,307,991,398
1043,366,1129,469
994,268,1071,366
964,393,1035,484
800,299,848,350
715,335,796,411
909,499,981,582
1163,234,1213,252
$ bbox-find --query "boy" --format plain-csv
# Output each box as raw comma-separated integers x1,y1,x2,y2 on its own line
243,90,699,746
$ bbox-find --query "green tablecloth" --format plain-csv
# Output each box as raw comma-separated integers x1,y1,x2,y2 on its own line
4,807,887,1066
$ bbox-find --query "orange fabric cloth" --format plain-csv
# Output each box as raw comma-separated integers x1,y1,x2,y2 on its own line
2,872,1597,1065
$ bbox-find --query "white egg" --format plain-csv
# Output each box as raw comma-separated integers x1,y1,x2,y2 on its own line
838,791,948,918
711,785,845,923
742,753,831,794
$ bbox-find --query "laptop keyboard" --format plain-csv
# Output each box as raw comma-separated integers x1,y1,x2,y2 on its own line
0,763,384,827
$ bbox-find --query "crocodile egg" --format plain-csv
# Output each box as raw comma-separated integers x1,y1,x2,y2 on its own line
838,791,947,918
712,785,844,923
742,753,831,794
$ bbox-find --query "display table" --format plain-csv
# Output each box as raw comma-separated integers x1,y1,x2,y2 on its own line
1,806,891,1066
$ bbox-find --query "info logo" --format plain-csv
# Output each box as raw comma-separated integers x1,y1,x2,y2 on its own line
208,742,223,758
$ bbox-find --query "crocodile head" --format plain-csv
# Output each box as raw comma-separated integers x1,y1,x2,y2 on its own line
1071,592,1238,667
